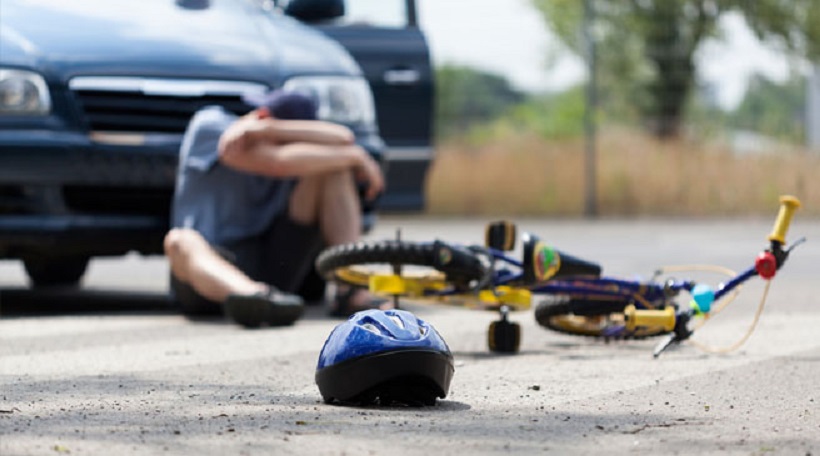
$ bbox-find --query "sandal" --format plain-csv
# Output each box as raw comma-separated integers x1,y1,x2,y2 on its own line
328,285,390,318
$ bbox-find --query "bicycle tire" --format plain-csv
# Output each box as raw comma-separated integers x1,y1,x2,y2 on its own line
534,296,670,339
315,240,488,292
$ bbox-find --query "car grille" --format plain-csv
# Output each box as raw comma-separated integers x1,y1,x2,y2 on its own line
63,185,173,217
0,185,28,215
69,77,268,134
74,92,251,133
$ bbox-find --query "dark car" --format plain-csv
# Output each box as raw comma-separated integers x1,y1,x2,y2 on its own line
0,0,433,287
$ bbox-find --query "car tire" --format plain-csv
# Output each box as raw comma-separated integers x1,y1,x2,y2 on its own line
23,256,90,288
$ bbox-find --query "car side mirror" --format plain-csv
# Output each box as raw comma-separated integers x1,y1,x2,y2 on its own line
175,0,210,10
284,0,345,22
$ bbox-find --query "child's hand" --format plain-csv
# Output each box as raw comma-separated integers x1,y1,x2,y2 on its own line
218,110,271,159
354,151,385,201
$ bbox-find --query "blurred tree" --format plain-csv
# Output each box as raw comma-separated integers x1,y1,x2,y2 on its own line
435,64,524,139
729,72,806,141
532,0,820,139
487,87,587,140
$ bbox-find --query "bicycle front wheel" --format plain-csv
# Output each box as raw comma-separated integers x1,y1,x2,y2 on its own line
535,296,671,339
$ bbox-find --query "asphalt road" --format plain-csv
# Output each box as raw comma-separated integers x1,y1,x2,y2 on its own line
1,216,818,455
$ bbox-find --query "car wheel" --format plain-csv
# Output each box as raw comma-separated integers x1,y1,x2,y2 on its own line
23,256,90,288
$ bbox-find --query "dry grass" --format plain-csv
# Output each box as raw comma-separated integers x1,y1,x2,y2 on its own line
425,128,820,216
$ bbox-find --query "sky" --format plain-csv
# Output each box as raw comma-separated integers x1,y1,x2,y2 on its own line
415,0,800,110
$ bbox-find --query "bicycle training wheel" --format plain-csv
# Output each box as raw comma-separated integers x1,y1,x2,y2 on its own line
315,240,489,298
534,296,670,339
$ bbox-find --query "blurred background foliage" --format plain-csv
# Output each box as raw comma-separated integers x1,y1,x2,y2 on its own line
426,0,820,216
531,0,820,139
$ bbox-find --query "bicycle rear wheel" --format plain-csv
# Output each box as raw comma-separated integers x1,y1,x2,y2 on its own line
534,296,671,339
315,240,489,297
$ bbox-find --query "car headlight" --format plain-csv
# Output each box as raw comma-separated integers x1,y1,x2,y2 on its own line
282,76,375,128
0,69,52,115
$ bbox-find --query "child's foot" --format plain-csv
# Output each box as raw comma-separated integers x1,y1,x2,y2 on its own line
328,284,391,318
224,287,304,328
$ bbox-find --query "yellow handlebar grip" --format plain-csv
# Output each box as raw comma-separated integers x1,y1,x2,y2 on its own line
768,195,801,245
624,304,676,332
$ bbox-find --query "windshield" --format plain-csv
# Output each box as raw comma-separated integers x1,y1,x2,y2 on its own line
338,0,407,28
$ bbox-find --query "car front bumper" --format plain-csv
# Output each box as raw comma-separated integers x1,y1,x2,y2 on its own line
0,129,382,259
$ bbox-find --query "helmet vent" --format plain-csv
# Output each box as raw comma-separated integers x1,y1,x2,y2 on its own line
388,315,405,329
361,323,380,334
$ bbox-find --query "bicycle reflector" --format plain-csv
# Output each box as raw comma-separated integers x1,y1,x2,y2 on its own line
755,251,777,279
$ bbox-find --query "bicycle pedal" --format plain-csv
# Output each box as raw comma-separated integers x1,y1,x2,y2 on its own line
485,220,517,251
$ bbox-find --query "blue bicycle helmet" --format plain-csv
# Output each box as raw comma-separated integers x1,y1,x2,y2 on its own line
316,309,454,406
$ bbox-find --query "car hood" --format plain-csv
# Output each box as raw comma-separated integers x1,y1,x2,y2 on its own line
0,0,359,85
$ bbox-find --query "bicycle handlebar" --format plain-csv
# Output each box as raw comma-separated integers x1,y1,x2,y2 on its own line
649,195,803,357
768,195,801,245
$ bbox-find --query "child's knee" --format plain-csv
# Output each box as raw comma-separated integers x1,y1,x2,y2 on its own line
163,228,200,258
